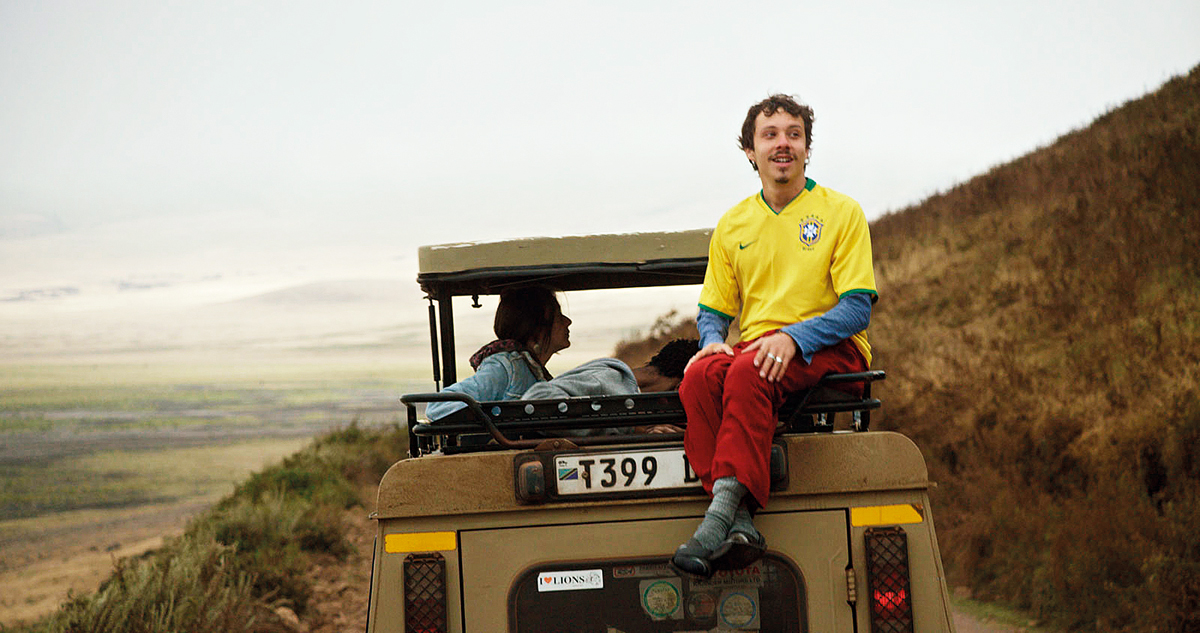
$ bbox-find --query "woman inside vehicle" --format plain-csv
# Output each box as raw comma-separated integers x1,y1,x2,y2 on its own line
424,285,570,421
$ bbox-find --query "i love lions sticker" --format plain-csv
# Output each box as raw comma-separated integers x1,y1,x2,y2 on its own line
537,569,604,592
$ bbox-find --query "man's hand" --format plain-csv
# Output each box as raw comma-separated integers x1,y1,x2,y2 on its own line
745,332,798,382
685,341,735,372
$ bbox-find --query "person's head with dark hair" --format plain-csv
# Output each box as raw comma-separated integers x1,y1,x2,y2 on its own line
494,286,571,363
634,338,700,392
648,338,699,379
738,94,815,173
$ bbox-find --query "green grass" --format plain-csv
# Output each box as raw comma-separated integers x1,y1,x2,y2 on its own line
0,359,414,629
10,422,408,633
0,417,54,433
0,361,417,440
1,383,377,417
2,462,172,520
1,439,312,522
0,412,265,435
39,537,267,633
1,358,415,524
1,384,250,412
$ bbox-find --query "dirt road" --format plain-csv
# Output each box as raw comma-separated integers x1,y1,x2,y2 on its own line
0,499,205,625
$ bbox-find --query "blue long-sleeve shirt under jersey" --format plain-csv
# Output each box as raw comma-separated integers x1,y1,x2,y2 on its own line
696,292,872,365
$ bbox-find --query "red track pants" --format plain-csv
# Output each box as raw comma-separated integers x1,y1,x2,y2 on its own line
679,337,867,508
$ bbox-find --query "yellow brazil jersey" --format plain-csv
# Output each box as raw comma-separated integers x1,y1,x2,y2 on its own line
698,178,878,364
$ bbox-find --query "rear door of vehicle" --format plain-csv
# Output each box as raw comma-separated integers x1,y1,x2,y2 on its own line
458,510,853,632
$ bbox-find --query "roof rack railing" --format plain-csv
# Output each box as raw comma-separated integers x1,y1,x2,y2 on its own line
400,371,885,457
779,370,885,433
400,391,687,456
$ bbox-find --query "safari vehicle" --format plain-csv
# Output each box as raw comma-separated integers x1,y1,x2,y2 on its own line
367,229,955,633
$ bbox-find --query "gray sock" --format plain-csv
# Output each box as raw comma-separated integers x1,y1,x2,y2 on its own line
732,504,759,537
691,477,746,550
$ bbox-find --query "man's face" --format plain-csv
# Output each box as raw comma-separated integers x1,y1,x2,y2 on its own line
745,110,808,184
638,368,681,392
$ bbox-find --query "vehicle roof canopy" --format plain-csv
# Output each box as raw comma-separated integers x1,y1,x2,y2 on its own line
417,228,712,297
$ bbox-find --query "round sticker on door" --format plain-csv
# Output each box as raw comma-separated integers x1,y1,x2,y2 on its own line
640,579,681,619
686,591,716,620
718,590,758,628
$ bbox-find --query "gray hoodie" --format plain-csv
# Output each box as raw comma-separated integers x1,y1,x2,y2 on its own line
521,358,639,436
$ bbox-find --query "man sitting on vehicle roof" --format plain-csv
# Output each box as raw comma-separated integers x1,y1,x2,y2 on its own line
672,94,878,579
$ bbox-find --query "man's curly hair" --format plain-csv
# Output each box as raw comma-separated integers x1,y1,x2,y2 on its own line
738,94,815,171
647,338,700,379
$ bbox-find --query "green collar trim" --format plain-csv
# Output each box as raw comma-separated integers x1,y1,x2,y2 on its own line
758,178,817,214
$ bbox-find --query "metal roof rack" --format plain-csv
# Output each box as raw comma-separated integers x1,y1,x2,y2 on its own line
401,370,885,456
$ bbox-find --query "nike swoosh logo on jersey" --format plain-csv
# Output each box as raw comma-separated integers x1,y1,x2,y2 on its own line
738,240,757,250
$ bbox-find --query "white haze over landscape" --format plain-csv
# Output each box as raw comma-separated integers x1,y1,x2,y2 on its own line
2,0,1199,366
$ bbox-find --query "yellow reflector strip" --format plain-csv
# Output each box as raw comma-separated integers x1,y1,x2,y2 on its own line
851,504,924,527
385,531,457,553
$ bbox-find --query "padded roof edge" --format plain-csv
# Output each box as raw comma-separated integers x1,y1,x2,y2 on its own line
416,228,712,296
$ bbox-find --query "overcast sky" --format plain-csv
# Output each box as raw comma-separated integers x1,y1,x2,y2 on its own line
2,0,1198,310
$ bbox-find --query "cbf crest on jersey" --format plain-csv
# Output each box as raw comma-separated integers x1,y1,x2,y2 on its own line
798,216,823,247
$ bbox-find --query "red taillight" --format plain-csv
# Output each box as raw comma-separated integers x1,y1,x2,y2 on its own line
864,526,914,633
404,552,448,633
873,583,908,617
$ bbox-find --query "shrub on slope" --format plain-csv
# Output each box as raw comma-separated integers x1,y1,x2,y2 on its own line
869,65,1200,631
15,423,406,633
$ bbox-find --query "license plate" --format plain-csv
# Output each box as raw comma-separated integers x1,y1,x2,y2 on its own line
553,448,702,497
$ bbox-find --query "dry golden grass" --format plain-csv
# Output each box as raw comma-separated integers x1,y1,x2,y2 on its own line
868,65,1200,630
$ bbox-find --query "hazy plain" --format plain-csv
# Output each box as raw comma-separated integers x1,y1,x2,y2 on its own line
0,274,699,624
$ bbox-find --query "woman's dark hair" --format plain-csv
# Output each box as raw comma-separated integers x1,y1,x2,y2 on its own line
738,94,815,171
494,286,560,351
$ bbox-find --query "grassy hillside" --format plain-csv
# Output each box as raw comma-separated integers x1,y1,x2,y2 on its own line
4,424,406,633
868,65,1200,630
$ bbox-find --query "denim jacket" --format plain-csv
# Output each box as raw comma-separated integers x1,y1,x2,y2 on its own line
424,350,547,420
